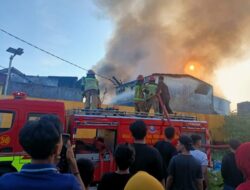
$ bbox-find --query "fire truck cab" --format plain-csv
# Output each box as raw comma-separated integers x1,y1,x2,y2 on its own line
0,92,66,175
0,93,210,181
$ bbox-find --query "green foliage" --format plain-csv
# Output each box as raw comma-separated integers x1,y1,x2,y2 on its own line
208,170,223,190
211,149,228,161
223,115,250,142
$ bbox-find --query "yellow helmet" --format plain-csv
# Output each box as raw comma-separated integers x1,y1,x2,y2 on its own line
124,171,164,190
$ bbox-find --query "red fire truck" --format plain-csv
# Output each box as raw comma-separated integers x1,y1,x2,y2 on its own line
0,92,210,181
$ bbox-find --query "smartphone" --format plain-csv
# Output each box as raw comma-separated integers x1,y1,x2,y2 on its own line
62,133,70,146
58,133,70,173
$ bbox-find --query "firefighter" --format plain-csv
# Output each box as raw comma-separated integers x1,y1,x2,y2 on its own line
82,70,100,109
134,75,145,112
144,75,159,114
157,75,173,114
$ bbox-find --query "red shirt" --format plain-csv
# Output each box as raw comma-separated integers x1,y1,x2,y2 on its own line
236,142,250,190
236,182,250,190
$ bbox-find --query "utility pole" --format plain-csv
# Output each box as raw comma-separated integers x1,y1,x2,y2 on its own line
4,47,24,96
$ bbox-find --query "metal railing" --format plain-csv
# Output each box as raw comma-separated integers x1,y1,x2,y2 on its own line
67,108,197,121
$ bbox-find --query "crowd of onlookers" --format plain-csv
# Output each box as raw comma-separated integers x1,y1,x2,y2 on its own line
0,115,249,190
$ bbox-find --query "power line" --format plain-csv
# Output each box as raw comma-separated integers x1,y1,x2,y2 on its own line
0,27,113,82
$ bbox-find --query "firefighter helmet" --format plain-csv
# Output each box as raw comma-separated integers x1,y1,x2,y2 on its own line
149,75,155,82
87,70,95,75
137,75,144,81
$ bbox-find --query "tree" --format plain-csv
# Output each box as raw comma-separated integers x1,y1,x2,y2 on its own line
223,114,250,142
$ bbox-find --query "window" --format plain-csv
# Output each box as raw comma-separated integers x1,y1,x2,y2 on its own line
76,128,97,139
27,113,56,121
97,129,116,152
0,111,14,133
75,128,116,154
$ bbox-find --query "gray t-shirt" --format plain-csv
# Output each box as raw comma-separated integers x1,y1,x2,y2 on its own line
190,149,208,166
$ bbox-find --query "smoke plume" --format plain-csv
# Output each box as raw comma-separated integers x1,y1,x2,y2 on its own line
94,0,250,94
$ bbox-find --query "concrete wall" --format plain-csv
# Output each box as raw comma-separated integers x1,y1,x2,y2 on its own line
237,102,250,115
165,76,214,114
213,96,230,115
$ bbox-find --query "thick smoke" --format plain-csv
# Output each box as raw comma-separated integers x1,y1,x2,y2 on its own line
94,0,250,93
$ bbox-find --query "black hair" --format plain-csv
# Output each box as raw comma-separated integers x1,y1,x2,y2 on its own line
191,134,202,145
159,76,164,80
164,127,175,139
19,120,61,160
115,144,135,170
77,158,94,187
129,120,147,140
179,135,192,151
229,139,241,150
40,115,63,134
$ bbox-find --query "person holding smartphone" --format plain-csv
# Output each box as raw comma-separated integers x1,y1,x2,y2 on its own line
0,116,85,190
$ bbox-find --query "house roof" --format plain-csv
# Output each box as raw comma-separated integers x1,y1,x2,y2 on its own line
0,67,80,88
118,73,212,88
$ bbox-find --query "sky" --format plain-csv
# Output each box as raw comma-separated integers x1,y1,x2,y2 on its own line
0,0,112,78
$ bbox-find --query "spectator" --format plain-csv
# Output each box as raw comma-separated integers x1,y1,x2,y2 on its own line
166,135,203,190
0,119,85,190
124,171,164,190
40,114,63,134
77,158,95,190
129,120,164,182
98,144,135,190
93,137,107,154
0,163,17,177
154,127,177,185
235,142,250,190
190,134,209,189
221,139,244,190
40,115,69,173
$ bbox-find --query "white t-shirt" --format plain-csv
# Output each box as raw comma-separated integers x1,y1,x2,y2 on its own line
190,149,208,166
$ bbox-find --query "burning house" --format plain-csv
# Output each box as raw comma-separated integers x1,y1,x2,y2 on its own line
112,73,230,115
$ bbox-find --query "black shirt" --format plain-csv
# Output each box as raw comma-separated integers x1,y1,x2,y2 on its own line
97,172,131,190
168,154,202,190
130,143,164,181
221,152,244,188
154,140,177,178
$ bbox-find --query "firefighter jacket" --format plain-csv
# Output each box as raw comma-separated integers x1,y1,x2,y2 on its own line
82,77,99,92
145,83,158,100
134,84,145,102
